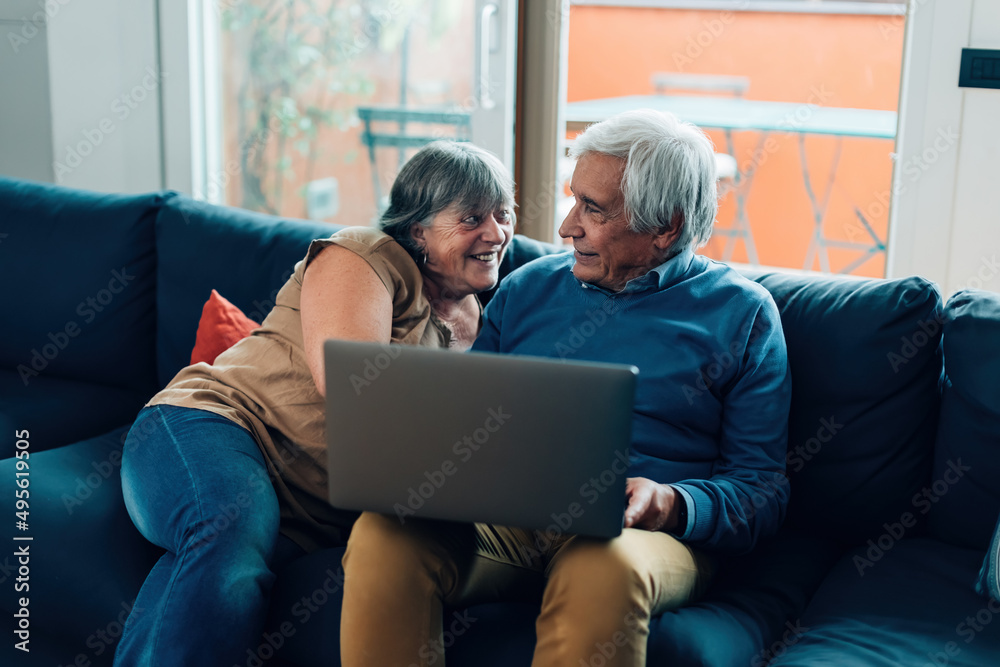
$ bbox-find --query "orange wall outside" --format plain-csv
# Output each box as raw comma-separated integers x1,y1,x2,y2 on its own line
567,7,905,276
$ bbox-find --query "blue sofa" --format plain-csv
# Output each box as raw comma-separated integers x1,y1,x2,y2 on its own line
2,176,999,666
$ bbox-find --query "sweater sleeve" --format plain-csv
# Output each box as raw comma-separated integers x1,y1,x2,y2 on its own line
471,278,508,354
671,296,792,554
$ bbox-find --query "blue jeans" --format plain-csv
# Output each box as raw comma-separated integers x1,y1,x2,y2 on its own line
115,405,281,666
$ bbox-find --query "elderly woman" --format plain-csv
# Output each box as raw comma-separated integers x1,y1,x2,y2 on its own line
340,110,790,666
113,141,515,666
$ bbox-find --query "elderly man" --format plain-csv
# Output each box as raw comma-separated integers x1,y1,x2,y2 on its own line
340,109,791,667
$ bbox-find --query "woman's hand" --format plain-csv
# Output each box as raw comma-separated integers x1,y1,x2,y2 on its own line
624,477,683,533
300,244,393,397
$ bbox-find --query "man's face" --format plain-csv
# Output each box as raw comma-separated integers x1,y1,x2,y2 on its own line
559,152,677,292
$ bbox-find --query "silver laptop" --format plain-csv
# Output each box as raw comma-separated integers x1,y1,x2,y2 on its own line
324,340,638,539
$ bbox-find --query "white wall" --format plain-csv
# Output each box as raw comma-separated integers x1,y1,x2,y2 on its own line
888,0,1000,298
0,0,162,193
945,0,1000,298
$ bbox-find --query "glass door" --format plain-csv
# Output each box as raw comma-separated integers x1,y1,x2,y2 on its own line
203,0,516,226
559,0,906,278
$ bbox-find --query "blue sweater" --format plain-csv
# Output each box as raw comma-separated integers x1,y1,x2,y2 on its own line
472,248,791,553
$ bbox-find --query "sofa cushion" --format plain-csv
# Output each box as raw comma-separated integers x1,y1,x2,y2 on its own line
739,270,943,544
769,538,1000,667
928,289,1000,551
189,289,261,365
0,368,150,456
154,194,339,386
0,177,162,396
648,531,844,667
0,427,163,666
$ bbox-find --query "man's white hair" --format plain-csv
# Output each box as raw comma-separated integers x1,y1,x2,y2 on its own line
569,108,719,252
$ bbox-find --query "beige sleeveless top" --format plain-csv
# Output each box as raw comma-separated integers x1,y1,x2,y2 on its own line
148,227,454,552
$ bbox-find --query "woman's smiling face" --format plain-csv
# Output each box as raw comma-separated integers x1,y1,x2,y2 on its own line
413,203,514,299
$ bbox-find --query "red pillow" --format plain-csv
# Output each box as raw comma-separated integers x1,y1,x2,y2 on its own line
190,289,261,365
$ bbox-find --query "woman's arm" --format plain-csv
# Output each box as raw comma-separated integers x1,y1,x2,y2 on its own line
300,244,393,397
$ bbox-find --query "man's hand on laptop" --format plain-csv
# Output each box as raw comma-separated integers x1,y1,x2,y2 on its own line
624,477,682,533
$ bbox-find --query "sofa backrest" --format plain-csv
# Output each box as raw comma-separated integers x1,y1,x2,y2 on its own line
154,194,339,386
0,177,162,397
153,194,564,388
927,289,1000,551
740,269,944,545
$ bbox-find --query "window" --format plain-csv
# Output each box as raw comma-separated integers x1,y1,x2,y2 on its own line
200,0,516,226
562,0,906,277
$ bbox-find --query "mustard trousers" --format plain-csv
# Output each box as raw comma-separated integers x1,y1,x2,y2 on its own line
340,512,715,667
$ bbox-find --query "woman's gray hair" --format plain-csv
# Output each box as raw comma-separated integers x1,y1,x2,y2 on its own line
379,140,516,261
569,109,718,252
